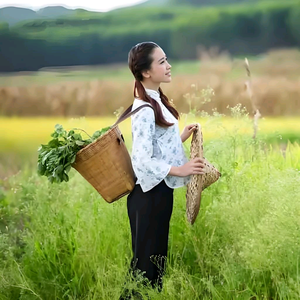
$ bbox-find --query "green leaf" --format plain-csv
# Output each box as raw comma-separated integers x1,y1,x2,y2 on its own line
41,151,52,164
55,124,64,133
37,163,46,175
68,130,75,136
92,130,101,139
63,173,69,182
55,165,64,174
51,132,59,138
75,140,85,146
48,138,61,148
65,164,71,173
84,138,93,145
70,155,77,164
73,133,82,140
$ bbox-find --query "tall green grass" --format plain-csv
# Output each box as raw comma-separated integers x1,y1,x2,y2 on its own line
0,112,300,299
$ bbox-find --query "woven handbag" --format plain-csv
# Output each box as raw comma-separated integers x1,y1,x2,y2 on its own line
72,104,153,203
186,123,221,224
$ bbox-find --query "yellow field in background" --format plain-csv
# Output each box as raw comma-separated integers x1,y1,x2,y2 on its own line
0,116,299,155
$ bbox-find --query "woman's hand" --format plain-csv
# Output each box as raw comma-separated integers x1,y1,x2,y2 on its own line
168,158,206,177
181,124,197,143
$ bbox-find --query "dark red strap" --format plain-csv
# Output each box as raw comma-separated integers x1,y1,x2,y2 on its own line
111,104,153,128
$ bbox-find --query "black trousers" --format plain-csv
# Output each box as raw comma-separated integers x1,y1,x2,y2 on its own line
127,180,174,291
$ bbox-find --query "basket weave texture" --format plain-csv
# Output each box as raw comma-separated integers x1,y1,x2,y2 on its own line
72,126,135,203
186,124,221,224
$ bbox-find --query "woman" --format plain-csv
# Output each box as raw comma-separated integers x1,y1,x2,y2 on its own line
121,42,206,299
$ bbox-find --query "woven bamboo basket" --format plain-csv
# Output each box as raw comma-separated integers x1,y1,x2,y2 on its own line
186,124,221,224
72,125,135,203
71,103,152,203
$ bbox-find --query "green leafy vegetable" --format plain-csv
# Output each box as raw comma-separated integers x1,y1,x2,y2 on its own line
37,124,110,183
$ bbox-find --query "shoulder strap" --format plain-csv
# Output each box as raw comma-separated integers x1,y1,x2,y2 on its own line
111,104,153,128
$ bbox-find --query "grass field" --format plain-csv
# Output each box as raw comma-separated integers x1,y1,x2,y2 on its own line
0,112,300,299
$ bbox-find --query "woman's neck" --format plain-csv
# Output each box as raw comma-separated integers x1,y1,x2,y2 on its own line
141,80,160,92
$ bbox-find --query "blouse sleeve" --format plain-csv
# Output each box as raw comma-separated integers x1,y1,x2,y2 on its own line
131,106,171,192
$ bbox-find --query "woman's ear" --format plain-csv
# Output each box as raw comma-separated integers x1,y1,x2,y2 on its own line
142,70,151,79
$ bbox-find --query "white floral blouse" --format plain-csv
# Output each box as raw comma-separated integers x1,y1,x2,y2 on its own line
130,88,191,192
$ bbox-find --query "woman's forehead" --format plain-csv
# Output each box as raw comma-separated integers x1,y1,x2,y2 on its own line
151,47,166,61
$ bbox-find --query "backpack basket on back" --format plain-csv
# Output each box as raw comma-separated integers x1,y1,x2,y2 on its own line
71,104,153,203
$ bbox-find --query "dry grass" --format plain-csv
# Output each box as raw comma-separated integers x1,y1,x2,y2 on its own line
0,48,300,117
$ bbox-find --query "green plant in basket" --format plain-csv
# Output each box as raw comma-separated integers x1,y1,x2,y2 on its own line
37,124,110,183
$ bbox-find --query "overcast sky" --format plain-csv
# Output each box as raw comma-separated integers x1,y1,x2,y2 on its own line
0,0,146,11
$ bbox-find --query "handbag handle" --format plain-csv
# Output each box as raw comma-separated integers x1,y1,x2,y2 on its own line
111,104,154,128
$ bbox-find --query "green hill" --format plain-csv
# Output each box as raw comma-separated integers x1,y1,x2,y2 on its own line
36,6,76,18
0,7,40,26
0,6,77,26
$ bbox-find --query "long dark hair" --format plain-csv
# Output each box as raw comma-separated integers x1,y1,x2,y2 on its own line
128,41,179,127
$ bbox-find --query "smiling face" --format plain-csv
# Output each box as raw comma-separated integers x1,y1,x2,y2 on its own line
142,47,172,87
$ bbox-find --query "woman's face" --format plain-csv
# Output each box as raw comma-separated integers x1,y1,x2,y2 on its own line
142,47,172,84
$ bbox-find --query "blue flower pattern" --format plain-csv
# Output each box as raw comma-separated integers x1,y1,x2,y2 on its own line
130,88,191,192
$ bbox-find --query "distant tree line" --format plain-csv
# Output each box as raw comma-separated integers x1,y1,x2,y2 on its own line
0,1,299,72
